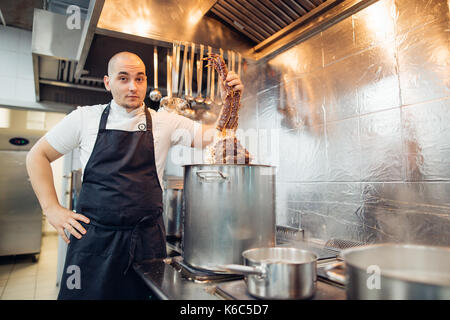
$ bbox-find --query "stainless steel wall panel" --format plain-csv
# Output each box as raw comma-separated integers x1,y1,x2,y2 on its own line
295,72,326,126
321,16,355,66
352,0,396,50
287,183,328,239
322,55,360,122
357,44,401,115
326,117,361,181
295,125,328,181
360,182,450,245
327,182,362,222
276,183,301,228
402,98,450,181
257,85,282,130
239,95,258,130
268,31,323,74
236,0,450,245
300,209,329,240
394,0,449,35
241,61,265,98
276,128,301,182
397,21,450,106
359,108,403,181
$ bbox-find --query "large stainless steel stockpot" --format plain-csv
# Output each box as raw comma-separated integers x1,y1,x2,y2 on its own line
182,164,276,270
325,244,450,299
219,247,318,300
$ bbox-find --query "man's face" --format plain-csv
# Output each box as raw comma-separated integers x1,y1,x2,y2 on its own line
104,56,147,110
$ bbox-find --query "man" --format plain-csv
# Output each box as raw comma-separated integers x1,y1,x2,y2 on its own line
26,51,244,299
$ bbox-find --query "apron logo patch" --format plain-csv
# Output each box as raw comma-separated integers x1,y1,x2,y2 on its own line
138,123,147,131
66,265,81,290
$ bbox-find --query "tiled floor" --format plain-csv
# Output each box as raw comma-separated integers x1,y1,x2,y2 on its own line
0,233,60,300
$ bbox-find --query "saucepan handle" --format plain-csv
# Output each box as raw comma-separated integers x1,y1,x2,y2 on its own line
216,264,266,278
323,261,346,285
196,170,229,182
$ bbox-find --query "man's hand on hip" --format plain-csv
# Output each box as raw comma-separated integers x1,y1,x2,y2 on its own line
44,205,90,244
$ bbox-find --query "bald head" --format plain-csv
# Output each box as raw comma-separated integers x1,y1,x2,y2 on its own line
107,51,145,76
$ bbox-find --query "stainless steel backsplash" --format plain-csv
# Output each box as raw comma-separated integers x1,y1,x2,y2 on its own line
238,0,450,246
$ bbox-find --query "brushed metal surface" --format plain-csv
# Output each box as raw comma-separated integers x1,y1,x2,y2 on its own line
182,164,276,270
402,98,450,181
342,244,450,299
238,0,450,246
0,151,42,256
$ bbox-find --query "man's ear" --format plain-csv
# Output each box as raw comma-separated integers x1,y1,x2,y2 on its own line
104,75,111,91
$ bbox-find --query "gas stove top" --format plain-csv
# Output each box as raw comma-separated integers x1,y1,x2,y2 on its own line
167,255,244,283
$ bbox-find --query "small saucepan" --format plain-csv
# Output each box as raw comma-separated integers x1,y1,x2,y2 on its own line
217,247,317,299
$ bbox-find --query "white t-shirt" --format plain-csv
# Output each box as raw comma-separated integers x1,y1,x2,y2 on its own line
45,99,201,189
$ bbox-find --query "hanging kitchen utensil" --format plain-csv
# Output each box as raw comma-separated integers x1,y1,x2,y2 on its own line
210,58,215,103
237,52,242,78
159,52,175,113
149,46,162,102
172,41,181,97
176,43,195,119
184,43,195,104
231,50,235,73
194,44,204,105
174,42,190,114
178,42,188,98
203,46,212,107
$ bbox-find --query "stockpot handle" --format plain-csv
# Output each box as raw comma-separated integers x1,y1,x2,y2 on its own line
196,170,229,182
323,261,346,285
216,264,267,278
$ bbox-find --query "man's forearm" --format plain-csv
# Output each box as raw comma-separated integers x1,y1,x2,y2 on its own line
26,149,61,212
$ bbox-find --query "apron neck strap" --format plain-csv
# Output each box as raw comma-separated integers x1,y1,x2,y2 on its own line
99,102,111,130
144,105,152,131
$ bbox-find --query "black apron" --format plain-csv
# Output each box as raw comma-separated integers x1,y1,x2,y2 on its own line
58,103,167,300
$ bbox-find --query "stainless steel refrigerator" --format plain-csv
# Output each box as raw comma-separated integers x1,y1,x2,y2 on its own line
0,150,42,260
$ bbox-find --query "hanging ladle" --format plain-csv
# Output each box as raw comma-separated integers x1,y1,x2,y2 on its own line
194,44,204,105
175,42,190,113
149,46,162,102
159,52,174,112
203,46,212,107
185,43,195,104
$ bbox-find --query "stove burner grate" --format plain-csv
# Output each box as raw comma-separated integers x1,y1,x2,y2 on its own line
167,256,244,283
